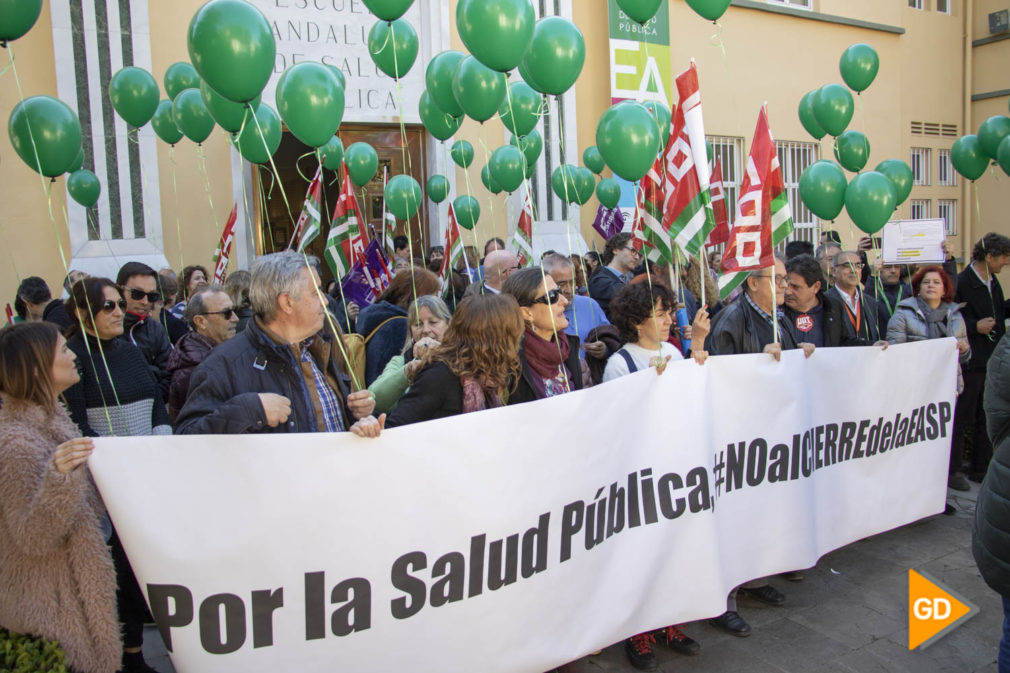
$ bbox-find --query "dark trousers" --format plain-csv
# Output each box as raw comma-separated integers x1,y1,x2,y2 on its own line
110,528,148,649
952,370,993,476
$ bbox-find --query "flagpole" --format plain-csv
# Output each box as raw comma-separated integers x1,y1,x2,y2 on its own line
698,248,708,307
770,272,779,345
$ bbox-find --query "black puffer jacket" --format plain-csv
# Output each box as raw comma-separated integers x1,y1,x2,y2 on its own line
167,331,216,422
175,319,353,435
354,301,408,387
973,333,1010,596
120,312,172,398
705,293,798,355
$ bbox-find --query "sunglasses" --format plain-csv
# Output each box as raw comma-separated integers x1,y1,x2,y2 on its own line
125,287,161,303
530,288,564,306
198,308,237,319
101,299,128,313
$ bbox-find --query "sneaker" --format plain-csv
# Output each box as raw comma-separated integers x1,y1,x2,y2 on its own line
658,624,700,655
740,583,786,606
948,472,970,491
709,610,752,637
624,632,658,670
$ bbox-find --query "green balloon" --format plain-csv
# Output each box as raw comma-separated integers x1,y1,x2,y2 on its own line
596,177,621,208
320,136,344,170
234,103,281,164
453,195,481,229
425,50,465,117
276,62,344,148
643,100,671,151
418,90,462,141
950,135,989,181
451,140,474,168
200,80,258,133
345,142,379,186
510,129,543,166
188,0,275,103
325,64,347,90
151,99,184,145
998,137,1010,177
427,174,449,203
812,84,854,137
452,56,507,123
799,160,847,221
583,145,605,174
457,0,535,72
384,174,423,220
517,57,547,94
833,130,870,173
615,0,662,24
685,0,731,21
572,166,595,205
68,147,85,173
874,159,913,206
551,164,578,202
498,80,542,137
489,144,525,193
362,0,414,21
172,88,215,144
109,67,160,127
481,164,503,194
520,16,585,96
596,101,660,182
845,171,896,234
839,43,879,93
0,0,42,43
798,90,826,141
67,169,101,208
977,115,1010,160
164,62,200,101
8,96,83,177
368,18,418,80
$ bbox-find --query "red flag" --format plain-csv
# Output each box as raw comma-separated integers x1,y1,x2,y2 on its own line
212,204,238,285
511,189,535,267
5,303,14,326
439,203,465,283
706,158,730,246
324,167,370,279
290,164,324,251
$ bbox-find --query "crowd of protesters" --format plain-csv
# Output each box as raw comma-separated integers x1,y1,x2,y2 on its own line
1,228,1009,673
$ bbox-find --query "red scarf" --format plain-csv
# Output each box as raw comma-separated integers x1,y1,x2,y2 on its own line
522,326,570,380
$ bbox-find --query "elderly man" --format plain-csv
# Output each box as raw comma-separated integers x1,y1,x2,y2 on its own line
464,249,519,296
116,261,173,398
167,285,239,421
176,252,380,436
542,253,609,359
825,250,888,345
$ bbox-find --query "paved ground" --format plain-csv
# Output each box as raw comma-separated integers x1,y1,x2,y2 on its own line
142,485,1001,673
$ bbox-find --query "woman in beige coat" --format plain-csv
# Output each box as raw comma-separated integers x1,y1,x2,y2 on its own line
0,321,121,673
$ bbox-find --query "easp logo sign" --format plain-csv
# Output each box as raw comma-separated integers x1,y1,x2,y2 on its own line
908,569,978,649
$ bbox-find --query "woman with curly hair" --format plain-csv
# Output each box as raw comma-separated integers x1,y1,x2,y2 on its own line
385,294,524,426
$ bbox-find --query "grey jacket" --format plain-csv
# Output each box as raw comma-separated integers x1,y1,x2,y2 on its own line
886,297,970,393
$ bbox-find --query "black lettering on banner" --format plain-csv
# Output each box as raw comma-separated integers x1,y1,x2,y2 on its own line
521,513,550,578
251,588,283,648
839,422,856,461
939,402,952,437
429,552,465,607
487,534,519,590
866,417,882,456
926,403,939,440
726,441,745,493
746,438,767,487
304,572,325,640
584,488,606,550
906,408,920,446
199,593,246,655
641,469,659,524
801,430,813,477
657,472,685,519
686,467,711,513
854,419,869,459
815,425,825,469
824,423,839,467
468,534,485,598
390,551,426,619
881,421,893,453
606,483,625,538
768,444,789,482
147,584,193,652
895,416,909,448
330,578,370,636
560,501,583,562
790,434,801,481
914,406,927,443
627,471,642,528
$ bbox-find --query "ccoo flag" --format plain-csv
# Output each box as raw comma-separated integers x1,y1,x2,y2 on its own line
291,165,323,252
511,187,535,267
211,204,238,285
324,165,369,280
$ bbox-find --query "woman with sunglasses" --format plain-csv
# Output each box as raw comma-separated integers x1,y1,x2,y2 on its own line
62,277,170,673
0,322,121,673
502,268,584,404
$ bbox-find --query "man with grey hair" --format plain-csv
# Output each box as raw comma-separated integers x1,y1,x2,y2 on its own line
542,253,609,359
825,249,888,344
166,285,238,420
176,251,381,436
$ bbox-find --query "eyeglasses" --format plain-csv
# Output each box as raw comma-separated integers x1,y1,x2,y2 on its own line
753,274,789,286
622,247,643,257
101,299,127,313
125,287,161,303
833,262,865,270
198,308,237,319
530,288,564,305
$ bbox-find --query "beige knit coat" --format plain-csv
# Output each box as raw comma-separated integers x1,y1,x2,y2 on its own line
0,394,122,673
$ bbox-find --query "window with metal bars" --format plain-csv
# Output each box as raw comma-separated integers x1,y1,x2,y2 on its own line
910,199,931,220
938,199,957,235
910,148,931,186
937,149,957,186
775,140,820,230
706,135,743,228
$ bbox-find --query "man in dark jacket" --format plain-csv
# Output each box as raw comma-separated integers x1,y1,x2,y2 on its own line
972,332,1010,671
588,233,641,319
824,250,888,345
175,251,379,435
116,262,173,398
865,262,912,324
15,276,71,329
784,255,882,348
167,286,238,421
953,233,1010,487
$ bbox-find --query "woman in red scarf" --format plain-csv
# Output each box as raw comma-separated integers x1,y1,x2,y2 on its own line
503,268,584,404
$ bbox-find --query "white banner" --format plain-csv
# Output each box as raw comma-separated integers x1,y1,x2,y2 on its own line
89,340,958,673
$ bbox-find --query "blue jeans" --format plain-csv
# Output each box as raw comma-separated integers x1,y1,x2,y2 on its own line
1001,596,1010,673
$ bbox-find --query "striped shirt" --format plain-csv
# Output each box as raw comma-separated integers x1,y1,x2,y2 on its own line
300,340,345,432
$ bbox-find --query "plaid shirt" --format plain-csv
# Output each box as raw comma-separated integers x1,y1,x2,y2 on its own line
744,292,785,327
300,340,345,432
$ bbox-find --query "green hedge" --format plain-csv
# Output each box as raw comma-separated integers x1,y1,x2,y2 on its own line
0,627,69,673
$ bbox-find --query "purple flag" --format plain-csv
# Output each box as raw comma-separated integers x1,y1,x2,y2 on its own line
592,204,625,241
338,238,393,308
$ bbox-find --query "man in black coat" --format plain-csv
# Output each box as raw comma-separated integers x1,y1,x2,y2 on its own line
784,255,885,348
175,251,380,436
953,233,1010,487
587,233,641,319
824,250,888,345
15,276,71,329
117,262,174,398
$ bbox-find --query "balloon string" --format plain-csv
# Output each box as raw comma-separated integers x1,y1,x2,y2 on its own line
257,166,275,253
8,44,58,219
553,92,583,347
167,145,183,269
392,44,422,307
195,144,222,247
298,248,363,391
710,21,728,66
295,150,316,183
478,123,495,227
248,108,298,229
